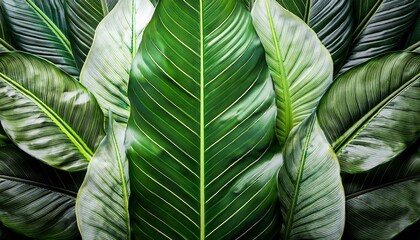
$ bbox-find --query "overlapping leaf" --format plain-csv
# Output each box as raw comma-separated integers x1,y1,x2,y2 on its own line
76,116,130,239
339,0,418,73
81,0,155,124
65,0,119,69
343,141,420,239
0,144,84,239
278,114,345,239
252,0,332,146
0,52,105,171
1,0,78,76
126,0,282,238
317,52,420,173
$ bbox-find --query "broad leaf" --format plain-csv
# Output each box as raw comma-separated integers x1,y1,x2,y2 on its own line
252,0,333,146
0,144,84,239
65,0,119,69
278,114,345,239
317,52,420,173
1,0,78,77
81,0,155,124
339,0,418,73
127,0,282,238
76,115,130,240
276,0,353,71
343,141,420,239
0,52,105,171
0,5,14,52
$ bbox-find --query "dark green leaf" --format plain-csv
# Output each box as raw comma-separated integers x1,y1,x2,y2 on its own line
0,4,14,52
404,13,420,53
0,52,105,171
126,0,282,238
318,52,420,173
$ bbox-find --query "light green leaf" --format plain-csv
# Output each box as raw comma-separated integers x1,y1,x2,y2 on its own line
81,0,155,124
76,115,129,239
252,0,332,146
278,114,345,239
318,52,420,173
1,0,78,77
0,52,105,171
339,0,418,73
0,144,84,239
65,0,119,69
127,0,282,238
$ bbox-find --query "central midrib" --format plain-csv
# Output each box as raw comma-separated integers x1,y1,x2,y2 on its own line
199,0,205,239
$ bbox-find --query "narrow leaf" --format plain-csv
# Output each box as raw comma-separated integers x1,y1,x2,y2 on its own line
1,0,78,77
0,52,105,171
252,0,333,146
0,144,84,239
278,114,345,239
317,52,420,173
81,0,155,124
76,115,130,239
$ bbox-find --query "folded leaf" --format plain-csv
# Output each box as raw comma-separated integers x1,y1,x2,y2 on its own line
65,0,119,69
339,0,418,73
0,144,84,239
0,52,105,171
278,114,345,239
318,52,420,173
81,0,155,124
76,116,129,239
127,0,282,238
252,0,333,146
1,0,78,77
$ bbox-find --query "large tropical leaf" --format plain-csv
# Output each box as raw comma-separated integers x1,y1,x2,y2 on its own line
277,114,345,239
317,52,420,173
76,116,130,239
65,0,119,69
0,144,84,239
0,52,105,171
1,0,78,77
251,0,332,146
343,141,420,239
0,5,14,52
126,0,283,238
80,0,155,124
339,0,418,73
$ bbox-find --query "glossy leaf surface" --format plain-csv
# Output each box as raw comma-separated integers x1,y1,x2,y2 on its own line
278,114,345,239
127,0,282,238
76,117,129,239
0,144,84,239
1,0,78,76
252,0,332,146
81,0,154,124
318,52,420,173
0,52,105,171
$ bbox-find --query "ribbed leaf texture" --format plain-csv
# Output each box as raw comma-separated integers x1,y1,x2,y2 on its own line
278,114,345,239
81,0,155,124
0,144,84,239
318,52,420,173
126,0,282,238
0,52,105,171
1,0,78,77
252,0,333,146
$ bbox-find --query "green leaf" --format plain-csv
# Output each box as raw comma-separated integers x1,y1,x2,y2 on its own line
252,0,333,146
317,52,420,173
404,14,420,53
278,114,345,239
0,144,84,239
0,223,30,240
65,0,119,70
1,0,78,77
339,0,418,73
81,0,155,124
126,0,282,238
343,142,420,239
0,125,9,146
76,115,129,239
0,52,105,171
0,5,14,52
